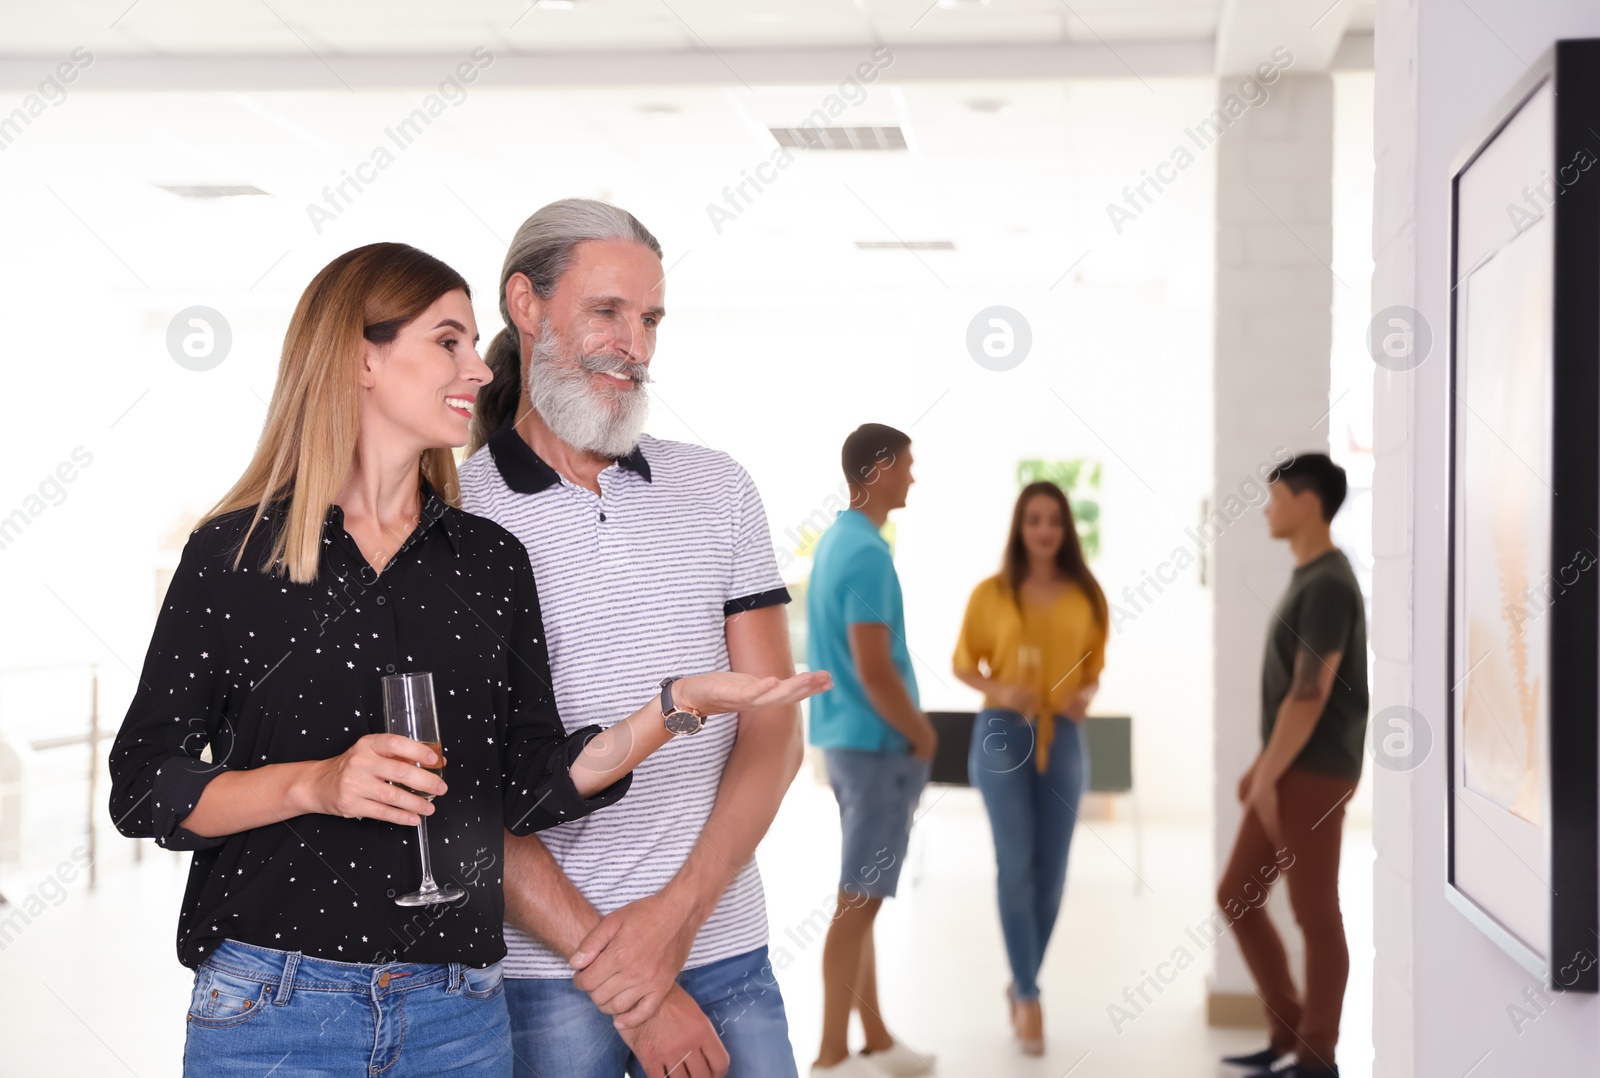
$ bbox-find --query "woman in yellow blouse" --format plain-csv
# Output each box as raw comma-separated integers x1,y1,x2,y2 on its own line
953,480,1108,1057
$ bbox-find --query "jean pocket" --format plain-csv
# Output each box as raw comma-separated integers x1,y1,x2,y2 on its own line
461,961,504,1001
187,966,273,1028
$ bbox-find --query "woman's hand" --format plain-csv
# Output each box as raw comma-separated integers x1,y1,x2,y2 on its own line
673,670,833,717
297,734,447,827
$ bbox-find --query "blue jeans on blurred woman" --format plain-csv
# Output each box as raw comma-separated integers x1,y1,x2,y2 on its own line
968,708,1087,1002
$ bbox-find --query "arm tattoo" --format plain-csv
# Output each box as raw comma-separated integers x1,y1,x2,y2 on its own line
1289,649,1326,702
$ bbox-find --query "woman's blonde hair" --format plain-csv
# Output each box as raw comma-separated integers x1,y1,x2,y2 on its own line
202,243,471,584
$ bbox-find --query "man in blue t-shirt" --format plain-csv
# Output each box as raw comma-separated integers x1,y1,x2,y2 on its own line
805,423,936,1078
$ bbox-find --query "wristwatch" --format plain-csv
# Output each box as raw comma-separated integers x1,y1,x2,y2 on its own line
659,676,707,737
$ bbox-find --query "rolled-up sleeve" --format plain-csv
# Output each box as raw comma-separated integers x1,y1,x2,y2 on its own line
109,532,233,851
500,548,631,835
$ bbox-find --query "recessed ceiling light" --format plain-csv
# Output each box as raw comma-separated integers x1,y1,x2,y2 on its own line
965,98,1009,114
156,184,270,199
532,0,578,10
769,126,907,151
637,103,680,115
855,240,955,251
936,0,989,9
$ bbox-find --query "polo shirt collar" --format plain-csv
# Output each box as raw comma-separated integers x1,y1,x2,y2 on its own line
837,508,889,544
486,416,652,494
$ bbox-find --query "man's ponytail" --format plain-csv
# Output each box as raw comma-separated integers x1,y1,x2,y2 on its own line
469,326,522,453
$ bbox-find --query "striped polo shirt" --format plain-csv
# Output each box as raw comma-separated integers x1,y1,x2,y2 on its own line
459,419,790,978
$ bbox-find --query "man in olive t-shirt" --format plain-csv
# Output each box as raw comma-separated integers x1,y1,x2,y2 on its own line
1218,453,1368,1078
1260,549,1369,779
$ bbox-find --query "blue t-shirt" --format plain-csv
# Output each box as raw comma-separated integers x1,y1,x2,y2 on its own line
806,509,920,752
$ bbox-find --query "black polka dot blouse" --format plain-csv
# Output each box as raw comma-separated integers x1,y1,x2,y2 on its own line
109,483,630,969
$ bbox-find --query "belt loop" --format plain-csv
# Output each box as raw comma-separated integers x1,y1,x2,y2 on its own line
448,963,464,994
275,952,301,1005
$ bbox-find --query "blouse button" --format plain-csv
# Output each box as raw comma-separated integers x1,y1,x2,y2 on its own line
376,596,387,606
385,664,396,674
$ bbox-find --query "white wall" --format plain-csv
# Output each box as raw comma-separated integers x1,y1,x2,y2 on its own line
1372,3,1600,1075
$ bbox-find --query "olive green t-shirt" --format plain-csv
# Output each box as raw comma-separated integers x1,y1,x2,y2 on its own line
1260,548,1370,782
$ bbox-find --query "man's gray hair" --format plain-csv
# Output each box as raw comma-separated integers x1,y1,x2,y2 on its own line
497,198,663,325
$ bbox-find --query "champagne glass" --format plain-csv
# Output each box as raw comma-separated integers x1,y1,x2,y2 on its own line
1016,645,1043,723
383,672,466,907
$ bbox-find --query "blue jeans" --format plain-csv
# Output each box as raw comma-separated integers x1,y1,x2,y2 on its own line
182,939,511,1077
968,709,1087,1001
505,946,798,1078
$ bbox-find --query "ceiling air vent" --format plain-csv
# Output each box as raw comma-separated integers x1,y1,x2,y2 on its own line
769,126,907,151
854,240,955,251
157,185,271,199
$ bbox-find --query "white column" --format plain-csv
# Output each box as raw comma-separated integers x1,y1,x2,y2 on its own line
1208,71,1336,1021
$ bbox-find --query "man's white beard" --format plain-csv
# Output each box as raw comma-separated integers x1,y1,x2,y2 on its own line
525,320,650,458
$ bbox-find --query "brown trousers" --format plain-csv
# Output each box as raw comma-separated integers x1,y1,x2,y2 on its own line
1217,766,1357,1068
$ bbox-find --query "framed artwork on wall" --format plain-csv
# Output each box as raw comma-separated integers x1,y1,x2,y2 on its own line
1446,38,1600,992
1016,458,1101,559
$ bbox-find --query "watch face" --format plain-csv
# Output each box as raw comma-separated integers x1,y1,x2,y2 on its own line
664,710,703,736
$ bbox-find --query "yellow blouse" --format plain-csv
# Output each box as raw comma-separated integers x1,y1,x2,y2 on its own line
952,574,1107,772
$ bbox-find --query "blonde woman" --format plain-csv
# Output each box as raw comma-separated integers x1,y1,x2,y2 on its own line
109,243,828,1077
953,481,1108,1057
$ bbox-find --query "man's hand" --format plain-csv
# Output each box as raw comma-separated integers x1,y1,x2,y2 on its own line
675,670,832,716
1237,759,1257,804
908,715,938,761
571,892,698,1029
1246,771,1281,845
619,986,729,1078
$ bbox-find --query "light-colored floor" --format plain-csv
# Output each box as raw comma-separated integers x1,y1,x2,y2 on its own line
764,779,1374,1078
0,778,1373,1077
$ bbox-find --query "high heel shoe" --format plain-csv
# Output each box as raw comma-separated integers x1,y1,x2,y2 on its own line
1011,993,1045,1056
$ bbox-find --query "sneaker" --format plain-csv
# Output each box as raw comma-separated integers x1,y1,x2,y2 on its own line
860,1041,937,1077
1245,1066,1338,1078
811,1056,886,1077
1223,1046,1286,1069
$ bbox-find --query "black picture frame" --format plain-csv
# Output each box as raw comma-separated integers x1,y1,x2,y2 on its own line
1445,38,1600,992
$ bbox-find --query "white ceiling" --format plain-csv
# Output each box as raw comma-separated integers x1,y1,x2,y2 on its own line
0,75,1225,293
0,0,1376,322
0,0,1373,55
0,0,1376,310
